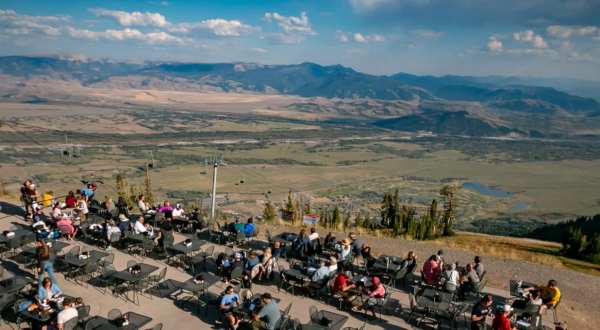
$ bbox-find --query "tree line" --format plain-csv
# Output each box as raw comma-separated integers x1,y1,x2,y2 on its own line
263,185,458,240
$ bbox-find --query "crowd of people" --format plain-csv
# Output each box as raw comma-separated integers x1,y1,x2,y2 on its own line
14,178,564,330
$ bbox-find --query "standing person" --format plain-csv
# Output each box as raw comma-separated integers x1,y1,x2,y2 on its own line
492,305,516,330
158,200,173,220
471,294,493,330
20,179,38,220
474,256,485,279
36,239,58,286
348,232,364,256
308,228,319,241
251,293,281,330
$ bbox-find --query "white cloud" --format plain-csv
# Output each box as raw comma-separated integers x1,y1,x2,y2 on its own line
336,30,384,43
0,9,66,36
66,27,185,45
249,47,267,53
487,36,503,52
263,12,315,35
172,19,256,37
89,8,168,27
513,30,548,49
263,32,306,44
412,29,443,39
546,25,600,39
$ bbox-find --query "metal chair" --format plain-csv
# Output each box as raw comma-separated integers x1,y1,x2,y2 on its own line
63,317,79,330
149,323,163,330
148,267,167,287
107,308,122,321
77,304,91,323
84,317,108,330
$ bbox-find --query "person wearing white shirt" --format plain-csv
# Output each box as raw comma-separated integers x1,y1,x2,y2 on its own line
56,297,78,329
308,227,319,241
311,261,331,282
172,204,185,218
137,195,148,214
133,217,148,235
443,263,460,292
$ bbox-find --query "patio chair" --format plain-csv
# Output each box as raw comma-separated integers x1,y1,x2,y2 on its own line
308,305,319,323
0,292,18,326
126,260,137,269
342,322,366,330
140,239,155,258
73,261,98,286
63,317,79,330
85,317,108,330
190,245,215,274
96,263,118,294
77,304,91,323
149,323,163,330
148,267,167,287
107,308,122,321
229,265,245,288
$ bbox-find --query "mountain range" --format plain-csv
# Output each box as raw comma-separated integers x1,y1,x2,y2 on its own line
1,55,599,137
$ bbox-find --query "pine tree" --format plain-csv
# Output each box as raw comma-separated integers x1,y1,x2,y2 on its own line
343,212,351,231
440,185,458,236
144,164,155,205
263,200,276,223
115,174,126,199
331,206,341,229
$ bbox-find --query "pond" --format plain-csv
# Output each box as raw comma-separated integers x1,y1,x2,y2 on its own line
462,181,512,198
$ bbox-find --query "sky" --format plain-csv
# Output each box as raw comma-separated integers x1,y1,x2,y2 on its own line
1,0,600,80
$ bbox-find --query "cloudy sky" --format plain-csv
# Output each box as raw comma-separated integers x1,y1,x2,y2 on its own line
1,0,599,79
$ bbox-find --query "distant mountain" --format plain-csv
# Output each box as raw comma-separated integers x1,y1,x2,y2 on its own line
390,72,600,114
0,56,430,101
374,110,517,136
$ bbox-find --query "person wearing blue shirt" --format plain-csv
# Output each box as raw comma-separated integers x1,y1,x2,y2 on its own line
252,293,281,330
37,277,61,303
219,285,240,329
81,185,94,200
243,217,255,237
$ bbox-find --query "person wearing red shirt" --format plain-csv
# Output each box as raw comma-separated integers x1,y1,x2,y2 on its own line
422,255,441,285
65,191,77,208
492,305,516,330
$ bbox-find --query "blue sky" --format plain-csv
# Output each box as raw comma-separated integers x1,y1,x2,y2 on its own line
1,0,599,80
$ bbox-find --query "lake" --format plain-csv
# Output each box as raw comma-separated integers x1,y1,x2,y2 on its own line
462,181,512,198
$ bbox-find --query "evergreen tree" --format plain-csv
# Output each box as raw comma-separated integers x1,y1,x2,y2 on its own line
331,205,341,229
343,212,351,231
263,200,276,223
440,185,458,236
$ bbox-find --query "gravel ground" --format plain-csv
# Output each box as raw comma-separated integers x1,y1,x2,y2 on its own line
269,225,600,330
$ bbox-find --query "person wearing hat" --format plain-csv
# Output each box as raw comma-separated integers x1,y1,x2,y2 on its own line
354,276,386,317
492,304,516,330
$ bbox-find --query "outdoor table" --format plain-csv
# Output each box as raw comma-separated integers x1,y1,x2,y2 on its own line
64,249,109,268
20,307,56,324
0,229,35,244
123,311,153,329
310,310,348,330
169,239,206,256
84,316,137,330
110,263,159,283
283,268,309,282
0,275,32,294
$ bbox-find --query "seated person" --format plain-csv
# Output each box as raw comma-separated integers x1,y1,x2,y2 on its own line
172,203,185,219
56,216,77,239
250,293,281,330
400,251,418,274
442,263,460,292
37,277,61,304
220,253,243,283
492,305,516,330
259,248,275,280
244,251,261,284
102,196,115,212
117,213,131,233
133,217,148,235
80,184,95,201
324,232,337,249
354,276,386,316
243,218,255,237
271,241,285,258
219,285,241,330
471,294,493,330
525,280,560,315
137,194,148,214
328,256,338,273
460,263,481,295
337,239,353,264
349,232,364,256
360,244,377,269
308,227,319,241
233,219,245,233
56,297,78,329
422,255,442,285
105,220,121,250
332,271,356,303
75,195,89,221
311,260,331,282
51,202,63,222
65,191,77,209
